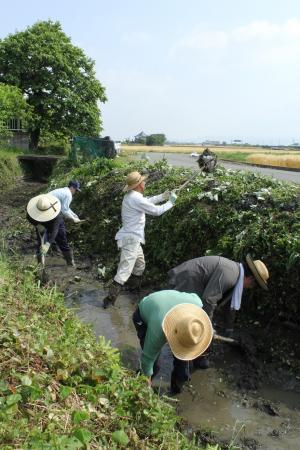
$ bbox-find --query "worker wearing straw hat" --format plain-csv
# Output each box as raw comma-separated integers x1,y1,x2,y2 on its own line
103,171,178,308
27,193,64,263
132,290,213,393
168,255,269,368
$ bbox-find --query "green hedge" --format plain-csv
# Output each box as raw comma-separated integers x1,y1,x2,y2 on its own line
51,158,300,320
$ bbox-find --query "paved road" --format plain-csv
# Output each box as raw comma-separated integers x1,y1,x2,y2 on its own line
137,152,300,184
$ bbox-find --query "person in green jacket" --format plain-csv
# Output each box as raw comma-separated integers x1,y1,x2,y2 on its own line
132,290,213,393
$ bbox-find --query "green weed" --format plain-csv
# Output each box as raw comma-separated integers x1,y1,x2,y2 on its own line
0,255,211,449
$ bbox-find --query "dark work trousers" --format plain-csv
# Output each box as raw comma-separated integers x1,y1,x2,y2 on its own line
33,218,70,254
50,220,70,252
132,307,190,385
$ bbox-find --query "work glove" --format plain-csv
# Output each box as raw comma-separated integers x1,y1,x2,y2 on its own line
40,242,50,256
162,190,171,200
73,217,81,223
169,192,177,205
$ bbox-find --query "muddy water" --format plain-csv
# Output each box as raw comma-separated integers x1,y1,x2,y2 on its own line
178,369,300,449
41,256,300,450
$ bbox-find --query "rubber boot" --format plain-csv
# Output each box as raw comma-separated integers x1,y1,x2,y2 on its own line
103,281,122,309
62,249,76,267
170,372,184,394
223,309,236,338
126,274,143,293
193,352,210,370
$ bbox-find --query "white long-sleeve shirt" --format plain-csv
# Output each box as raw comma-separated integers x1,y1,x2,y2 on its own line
48,187,79,221
115,191,173,244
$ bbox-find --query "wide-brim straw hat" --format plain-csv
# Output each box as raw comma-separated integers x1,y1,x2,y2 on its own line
246,254,269,291
123,171,149,192
162,303,213,361
27,194,61,222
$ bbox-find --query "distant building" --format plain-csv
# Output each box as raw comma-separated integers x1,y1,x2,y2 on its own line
202,140,220,146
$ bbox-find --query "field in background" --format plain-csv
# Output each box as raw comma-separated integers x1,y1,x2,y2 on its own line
122,145,300,169
248,153,300,169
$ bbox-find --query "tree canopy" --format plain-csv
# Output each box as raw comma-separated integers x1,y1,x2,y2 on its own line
0,21,107,149
146,133,166,146
0,83,30,136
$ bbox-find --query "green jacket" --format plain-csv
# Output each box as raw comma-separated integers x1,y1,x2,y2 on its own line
138,290,203,376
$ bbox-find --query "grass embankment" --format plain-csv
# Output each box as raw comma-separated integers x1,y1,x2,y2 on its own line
0,255,210,449
122,145,300,169
0,147,22,190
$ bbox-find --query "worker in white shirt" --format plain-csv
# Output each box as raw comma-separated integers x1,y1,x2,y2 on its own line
103,171,178,308
48,180,82,266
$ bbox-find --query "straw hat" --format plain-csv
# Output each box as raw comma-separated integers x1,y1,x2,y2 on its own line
246,254,269,291
27,194,61,222
123,171,148,192
162,304,213,361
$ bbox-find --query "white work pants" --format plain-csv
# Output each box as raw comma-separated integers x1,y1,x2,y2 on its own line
114,236,145,285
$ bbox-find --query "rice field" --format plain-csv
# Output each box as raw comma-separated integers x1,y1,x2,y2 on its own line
247,153,300,169
122,145,300,169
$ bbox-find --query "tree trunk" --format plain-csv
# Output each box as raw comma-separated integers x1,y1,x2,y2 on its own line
29,128,41,151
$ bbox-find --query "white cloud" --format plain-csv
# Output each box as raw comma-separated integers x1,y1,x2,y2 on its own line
170,18,300,66
232,20,282,42
170,29,228,55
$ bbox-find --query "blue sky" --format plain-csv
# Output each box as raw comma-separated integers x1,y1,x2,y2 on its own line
1,1,300,144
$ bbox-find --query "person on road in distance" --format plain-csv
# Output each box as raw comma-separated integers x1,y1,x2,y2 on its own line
132,290,213,394
103,171,178,308
48,180,82,266
168,255,269,368
27,193,63,262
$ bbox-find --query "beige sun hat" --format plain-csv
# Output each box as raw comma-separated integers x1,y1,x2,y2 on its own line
246,254,269,291
27,194,61,222
123,171,149,192
162,303,213,361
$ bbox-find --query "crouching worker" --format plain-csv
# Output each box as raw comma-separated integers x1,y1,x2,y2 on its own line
103,171,177,308
132,290,213,394
168,255,269,368
27,193,64,263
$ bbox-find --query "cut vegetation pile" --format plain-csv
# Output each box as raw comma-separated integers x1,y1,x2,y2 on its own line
51,158,300,323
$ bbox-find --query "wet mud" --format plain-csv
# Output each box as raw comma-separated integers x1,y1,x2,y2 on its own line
2,179,300,450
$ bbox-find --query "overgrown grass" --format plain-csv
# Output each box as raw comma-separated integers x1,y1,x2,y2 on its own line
50,158,300,324
0,253,218,449
214,152,250,163
0,146,22,190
